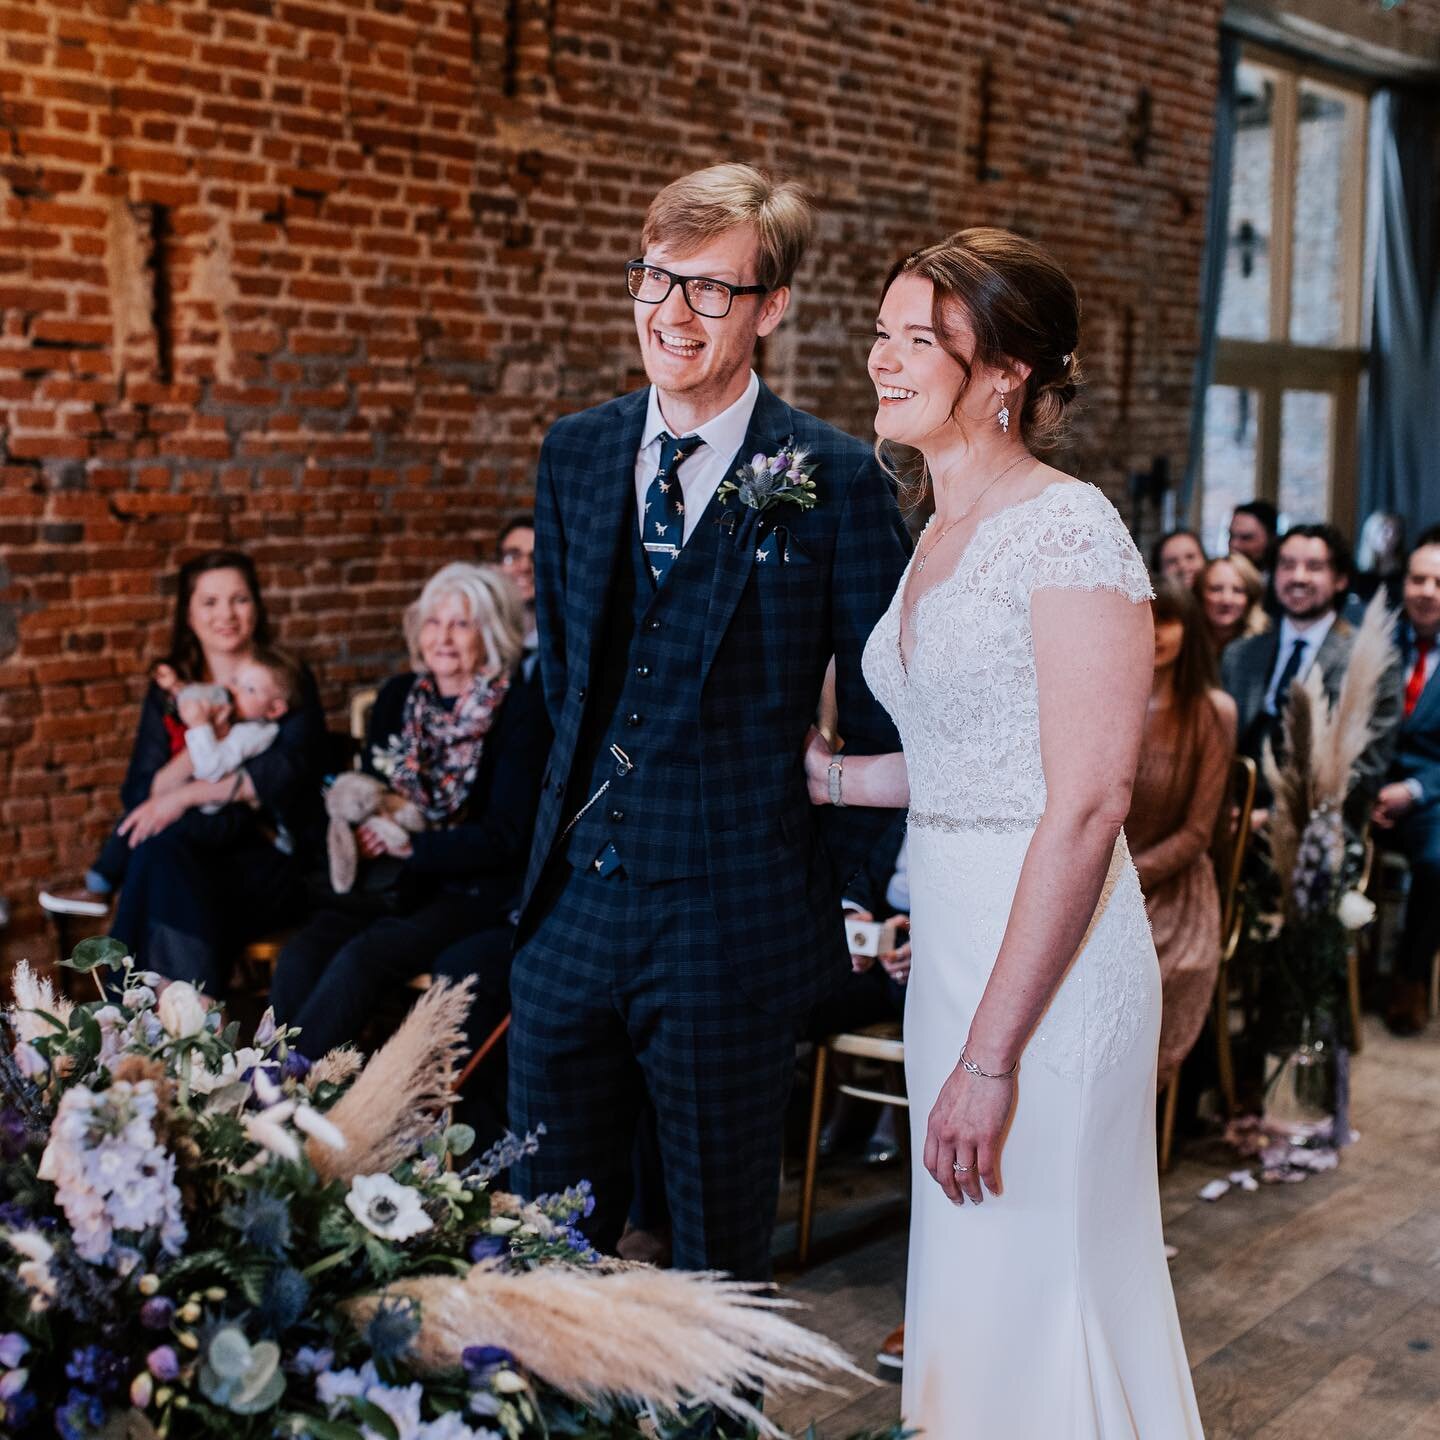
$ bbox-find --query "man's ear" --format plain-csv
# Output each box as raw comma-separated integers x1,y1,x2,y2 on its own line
755,284,791,339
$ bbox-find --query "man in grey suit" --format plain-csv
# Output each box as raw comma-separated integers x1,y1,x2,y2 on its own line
1372,527,1440,1035
1222,523,1403,833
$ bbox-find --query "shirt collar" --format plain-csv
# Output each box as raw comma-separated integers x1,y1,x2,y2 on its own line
1278,608,1337,656
641,370,761,459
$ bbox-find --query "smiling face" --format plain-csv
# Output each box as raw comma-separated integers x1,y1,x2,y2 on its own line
869,273,1016,450
633,225,788,421
1159,533,1206,589
187,567,258,662
1404,543,1440,640
1202,558,1250,634
1229,511,1271,566
1275,535,1346,621
418,591,485,690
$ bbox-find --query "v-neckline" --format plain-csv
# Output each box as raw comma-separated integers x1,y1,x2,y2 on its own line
897,481,1072,677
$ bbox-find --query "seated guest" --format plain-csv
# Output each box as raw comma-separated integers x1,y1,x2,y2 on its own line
1229,500,1278,581
1198,552,1269,653
271,562,550,1058
1373,527,1440,1036
1353,510,1407,611
1128,582,1236,1085
101,552,327,992
1152,528,1207,590
1222,524,1402,831
495,513,538,679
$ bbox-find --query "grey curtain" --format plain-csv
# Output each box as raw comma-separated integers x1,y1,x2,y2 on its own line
1179,31,1241,522
1360,89,1440,532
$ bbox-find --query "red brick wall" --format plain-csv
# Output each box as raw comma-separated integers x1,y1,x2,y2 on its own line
0,0,1237,965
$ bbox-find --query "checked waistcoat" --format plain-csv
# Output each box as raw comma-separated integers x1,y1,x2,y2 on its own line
563,491,723,883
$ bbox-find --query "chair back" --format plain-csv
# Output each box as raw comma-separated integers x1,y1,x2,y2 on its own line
1212,754,1258,956
349,687,379,769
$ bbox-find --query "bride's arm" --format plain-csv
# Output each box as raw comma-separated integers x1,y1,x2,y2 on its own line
803,727,909,808
925,585,1152,1206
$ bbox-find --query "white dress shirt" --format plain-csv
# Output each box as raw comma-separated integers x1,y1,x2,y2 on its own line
1264,610,1338,715
633,370,760,544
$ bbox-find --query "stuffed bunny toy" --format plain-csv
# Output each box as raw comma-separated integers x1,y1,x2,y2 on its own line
325,772,427,894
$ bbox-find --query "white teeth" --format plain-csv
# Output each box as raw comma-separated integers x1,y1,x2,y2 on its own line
659,333,703,351
880,385,917,400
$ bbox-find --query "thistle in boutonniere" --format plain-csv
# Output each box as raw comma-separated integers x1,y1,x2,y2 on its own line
717,438,818,515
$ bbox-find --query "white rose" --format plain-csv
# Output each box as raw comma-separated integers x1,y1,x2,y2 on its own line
1337,890,1376,932
157,982,207,1039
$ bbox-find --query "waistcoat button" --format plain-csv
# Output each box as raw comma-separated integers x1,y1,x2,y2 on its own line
609,808,625,822
635,665,650,678
625,712,642,727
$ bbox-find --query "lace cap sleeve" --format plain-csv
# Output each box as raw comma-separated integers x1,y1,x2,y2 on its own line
1023,482,1154,604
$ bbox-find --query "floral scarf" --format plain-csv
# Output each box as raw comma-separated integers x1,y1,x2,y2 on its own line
390,670,511,824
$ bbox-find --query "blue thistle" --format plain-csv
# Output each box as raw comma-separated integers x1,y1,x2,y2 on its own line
365,1296,420,1366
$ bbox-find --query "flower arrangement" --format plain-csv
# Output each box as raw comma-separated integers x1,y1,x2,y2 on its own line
0,940,858,1438
716,441,818,515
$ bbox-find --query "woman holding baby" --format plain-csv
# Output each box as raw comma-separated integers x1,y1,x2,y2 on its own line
104,550,328,994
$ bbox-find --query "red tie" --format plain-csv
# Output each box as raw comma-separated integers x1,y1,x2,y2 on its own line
1406,635,1434,718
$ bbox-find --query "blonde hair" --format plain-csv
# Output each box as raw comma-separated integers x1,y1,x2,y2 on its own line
404,563,525,681
1199,552,1270,639
642,163,814,291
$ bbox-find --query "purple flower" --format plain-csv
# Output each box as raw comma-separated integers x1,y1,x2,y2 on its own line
65,1345,126,1397
462,1345,514,1378
468,1234,507,1263
146,1345,179,1382
768,454,787,474
750,452,766,470
281,1050,312,1081
140,1296,175,1330
0,1333,27,1368
0,1109,27,1161
55,1388,106,1440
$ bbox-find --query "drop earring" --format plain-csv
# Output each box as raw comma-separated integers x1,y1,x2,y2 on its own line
997,392,1010,435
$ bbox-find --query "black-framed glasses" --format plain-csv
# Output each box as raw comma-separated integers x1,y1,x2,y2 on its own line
625,260,769,319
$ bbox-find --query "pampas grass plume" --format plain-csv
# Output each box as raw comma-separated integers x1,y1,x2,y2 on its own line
348,1264,864,1436
308,977,474,1181
9,960,73,1044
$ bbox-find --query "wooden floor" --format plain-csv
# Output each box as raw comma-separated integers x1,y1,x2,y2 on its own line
769,1016,1440,1437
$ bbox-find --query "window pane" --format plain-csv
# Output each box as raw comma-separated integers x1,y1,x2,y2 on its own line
1278,390,1333,525
1201,385,1260,553
1218,63,1276,341
1290,87,1349,346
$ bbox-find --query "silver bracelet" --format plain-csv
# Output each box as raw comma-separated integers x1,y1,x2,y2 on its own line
959,1042,1017,1080
827,755,846,808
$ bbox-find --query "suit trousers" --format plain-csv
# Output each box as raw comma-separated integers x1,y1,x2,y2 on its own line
1386,805,1440,985
509,863,798,1280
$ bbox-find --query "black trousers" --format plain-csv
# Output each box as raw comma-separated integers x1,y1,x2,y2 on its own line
110,828,305,995
1382,804,1440,985
270,893,514,1060
510,865,797,1281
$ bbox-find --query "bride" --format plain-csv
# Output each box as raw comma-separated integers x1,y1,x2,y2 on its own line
806,229,1204,1437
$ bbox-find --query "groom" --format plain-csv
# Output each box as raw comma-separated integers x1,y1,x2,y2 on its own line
510,163,909,1280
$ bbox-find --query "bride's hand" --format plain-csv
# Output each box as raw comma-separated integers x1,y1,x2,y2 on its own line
803,726,835,805
923,1058,1016,1206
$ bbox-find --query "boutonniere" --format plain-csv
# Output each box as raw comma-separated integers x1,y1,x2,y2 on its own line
716,438,819,515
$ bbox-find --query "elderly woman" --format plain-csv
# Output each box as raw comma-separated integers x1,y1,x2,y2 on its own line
271,562,550,1058
107,550,327,993
1198,551,1269,653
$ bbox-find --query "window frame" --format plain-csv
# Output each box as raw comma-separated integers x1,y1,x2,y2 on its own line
1204,44,1372,530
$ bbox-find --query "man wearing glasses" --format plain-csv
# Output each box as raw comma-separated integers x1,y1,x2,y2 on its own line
495,513,538,679
510,162,909,1284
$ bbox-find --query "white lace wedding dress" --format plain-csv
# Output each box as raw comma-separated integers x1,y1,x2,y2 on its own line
863,481,1204,1438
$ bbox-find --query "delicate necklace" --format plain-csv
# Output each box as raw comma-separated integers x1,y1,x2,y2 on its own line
915,453,1030,574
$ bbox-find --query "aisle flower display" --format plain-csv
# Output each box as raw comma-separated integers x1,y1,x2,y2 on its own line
0,940,855,1438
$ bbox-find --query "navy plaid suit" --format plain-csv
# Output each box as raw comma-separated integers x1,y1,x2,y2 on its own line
511,378,909,1278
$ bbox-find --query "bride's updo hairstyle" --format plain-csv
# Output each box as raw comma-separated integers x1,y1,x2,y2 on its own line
878,227,1082,494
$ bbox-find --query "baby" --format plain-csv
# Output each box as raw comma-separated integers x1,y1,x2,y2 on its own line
67,647,300,902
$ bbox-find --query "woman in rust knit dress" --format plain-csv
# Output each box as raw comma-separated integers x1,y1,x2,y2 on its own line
1129,579,1237,1085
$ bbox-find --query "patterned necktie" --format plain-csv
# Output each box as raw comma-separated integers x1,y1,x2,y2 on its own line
1271,636,1308,716
1405,634,1434,718
642,431,703,587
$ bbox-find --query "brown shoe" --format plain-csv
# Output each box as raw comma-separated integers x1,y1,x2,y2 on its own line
616,1223,671,1268
1386,980,1429,1037
876,1322,903,1373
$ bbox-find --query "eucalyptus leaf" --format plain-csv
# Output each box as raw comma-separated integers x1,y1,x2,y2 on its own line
66,936,130,973
350,1399,402,1440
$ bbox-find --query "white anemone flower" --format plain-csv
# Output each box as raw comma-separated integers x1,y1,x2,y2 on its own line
346,1174,433,1242
1337,890,1377,932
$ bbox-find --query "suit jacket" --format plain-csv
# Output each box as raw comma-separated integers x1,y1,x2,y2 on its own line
1222,615,1403,824
1390,622,1440,808
520,378,910,1016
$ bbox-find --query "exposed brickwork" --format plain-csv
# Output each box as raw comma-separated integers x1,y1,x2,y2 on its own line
3,0,1415,965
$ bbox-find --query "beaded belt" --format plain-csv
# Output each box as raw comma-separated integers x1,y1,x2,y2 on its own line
907,810,1042,834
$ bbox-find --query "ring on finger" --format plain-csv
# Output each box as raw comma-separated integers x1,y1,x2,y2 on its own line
952,1160,974,1175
